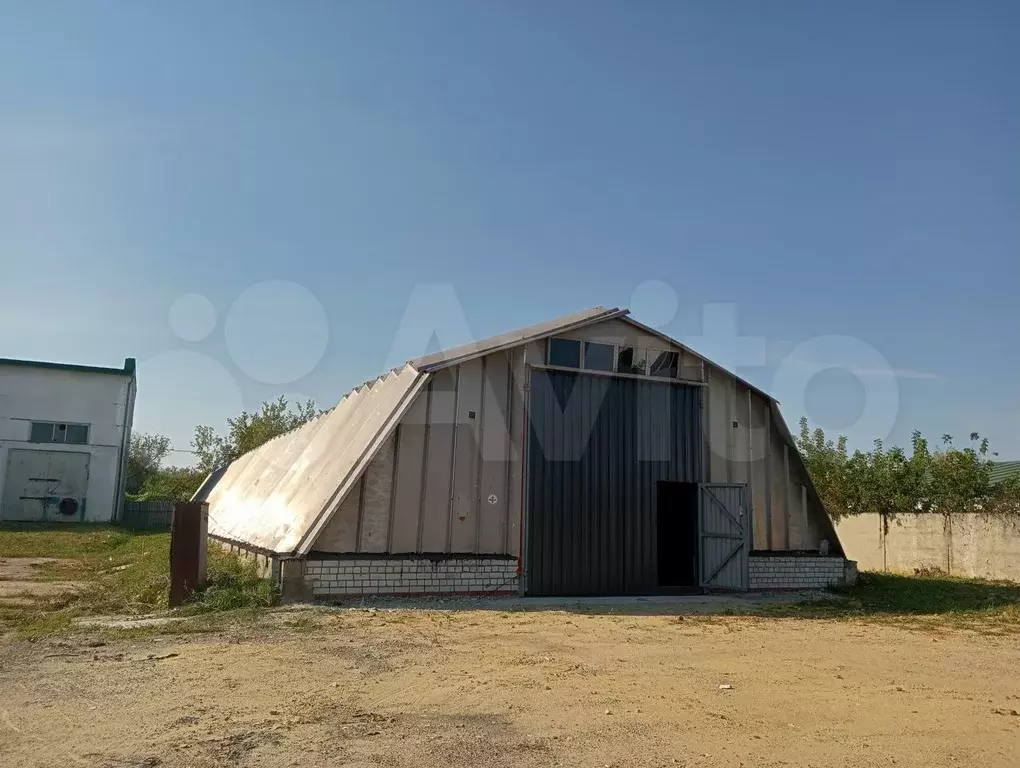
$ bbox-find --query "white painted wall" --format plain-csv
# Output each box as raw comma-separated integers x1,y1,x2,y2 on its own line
0,361,136,523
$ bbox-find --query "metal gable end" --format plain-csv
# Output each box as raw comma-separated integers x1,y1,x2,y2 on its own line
410,306,627,372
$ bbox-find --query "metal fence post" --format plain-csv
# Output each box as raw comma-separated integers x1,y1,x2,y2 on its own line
169,501,209,607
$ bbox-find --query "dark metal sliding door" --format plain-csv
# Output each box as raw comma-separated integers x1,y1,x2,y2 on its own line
524,369,702,596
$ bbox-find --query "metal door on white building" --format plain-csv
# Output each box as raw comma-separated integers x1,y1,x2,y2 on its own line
1,450,90,522
699,483,749,590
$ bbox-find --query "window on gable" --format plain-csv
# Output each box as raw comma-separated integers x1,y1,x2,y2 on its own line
583,341,615,372
548,337,581,368
616,346,646,375
649,349,680,379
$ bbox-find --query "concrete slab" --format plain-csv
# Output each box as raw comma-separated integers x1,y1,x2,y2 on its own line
284,590,835,615
0,557,80,604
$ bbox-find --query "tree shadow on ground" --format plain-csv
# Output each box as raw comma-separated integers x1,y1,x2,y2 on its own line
321,572,1020,628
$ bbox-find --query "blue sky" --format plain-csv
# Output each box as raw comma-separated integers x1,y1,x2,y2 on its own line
2,2,1018,462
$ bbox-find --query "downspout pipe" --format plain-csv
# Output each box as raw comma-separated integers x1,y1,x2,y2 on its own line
517,347,528,579
113,357,137,523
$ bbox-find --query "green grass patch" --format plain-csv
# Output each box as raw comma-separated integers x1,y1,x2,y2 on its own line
0,522,278,638
768,571,1020,633
0,523,141,558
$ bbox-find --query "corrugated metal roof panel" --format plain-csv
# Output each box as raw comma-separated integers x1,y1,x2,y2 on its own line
410,306,626,371
203,364,428,555
989,461,1020,486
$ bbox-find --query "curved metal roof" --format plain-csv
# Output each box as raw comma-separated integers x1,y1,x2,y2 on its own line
201,364,428,555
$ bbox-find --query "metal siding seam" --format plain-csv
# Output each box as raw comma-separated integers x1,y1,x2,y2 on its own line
747,389,755,550
764,403,773,550
616,378,624,591
620,379,629,593
783,444,792,549
416,383,434,552
354,473,367,553
724,377,733,482
385,425,401,553
695,386,704,481
646,383,657,591
502,350,514,554
611,378,621,593
474,356,486,554
743,484,751,589
541,371,553,595
526,370,539,594
598,376,608,595
445,365,462,552
701,376,711,482
634,381,642,592
562,373,573,594
641,382,650,592
535,372,546,594
553,374,565,593
646,382,657,592
518,357,530,587
588,378,596,594
569,374,578,593
564,374,574,594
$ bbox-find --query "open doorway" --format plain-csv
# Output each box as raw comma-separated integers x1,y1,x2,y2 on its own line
656,481,699,588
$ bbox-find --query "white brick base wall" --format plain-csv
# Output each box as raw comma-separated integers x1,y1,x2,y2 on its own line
749,554,848,590
303,556,519,599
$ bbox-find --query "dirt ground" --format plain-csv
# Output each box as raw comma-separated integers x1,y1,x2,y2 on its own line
1,606,1018,768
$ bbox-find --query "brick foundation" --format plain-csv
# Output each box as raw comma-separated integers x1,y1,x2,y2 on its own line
749,553,849,590
303,556,519,599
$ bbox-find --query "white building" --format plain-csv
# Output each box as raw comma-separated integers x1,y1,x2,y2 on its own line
0,357,136,523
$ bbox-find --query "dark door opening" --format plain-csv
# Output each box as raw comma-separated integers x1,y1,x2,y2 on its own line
657,481,699,588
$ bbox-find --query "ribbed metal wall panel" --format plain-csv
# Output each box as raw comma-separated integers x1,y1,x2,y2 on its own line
525,370,702,596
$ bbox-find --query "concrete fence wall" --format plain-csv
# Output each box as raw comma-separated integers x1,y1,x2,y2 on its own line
836,512,1020,582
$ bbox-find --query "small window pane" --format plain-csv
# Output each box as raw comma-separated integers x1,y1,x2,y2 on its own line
29,422,54,442
548,337,581,368
65,424,89,444
649,350,679,378
617,346,646,375
584,342,614,372
53,424,67,443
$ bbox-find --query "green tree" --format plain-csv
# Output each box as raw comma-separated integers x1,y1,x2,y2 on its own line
135,466,207,501
192,396,320,472
797,418,1020,519
125,432,172,495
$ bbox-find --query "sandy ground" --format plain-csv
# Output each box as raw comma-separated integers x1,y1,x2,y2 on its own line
0,558,79,605
1,606,1018,768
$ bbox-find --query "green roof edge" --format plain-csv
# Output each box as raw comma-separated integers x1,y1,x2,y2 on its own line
0,356,136,377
